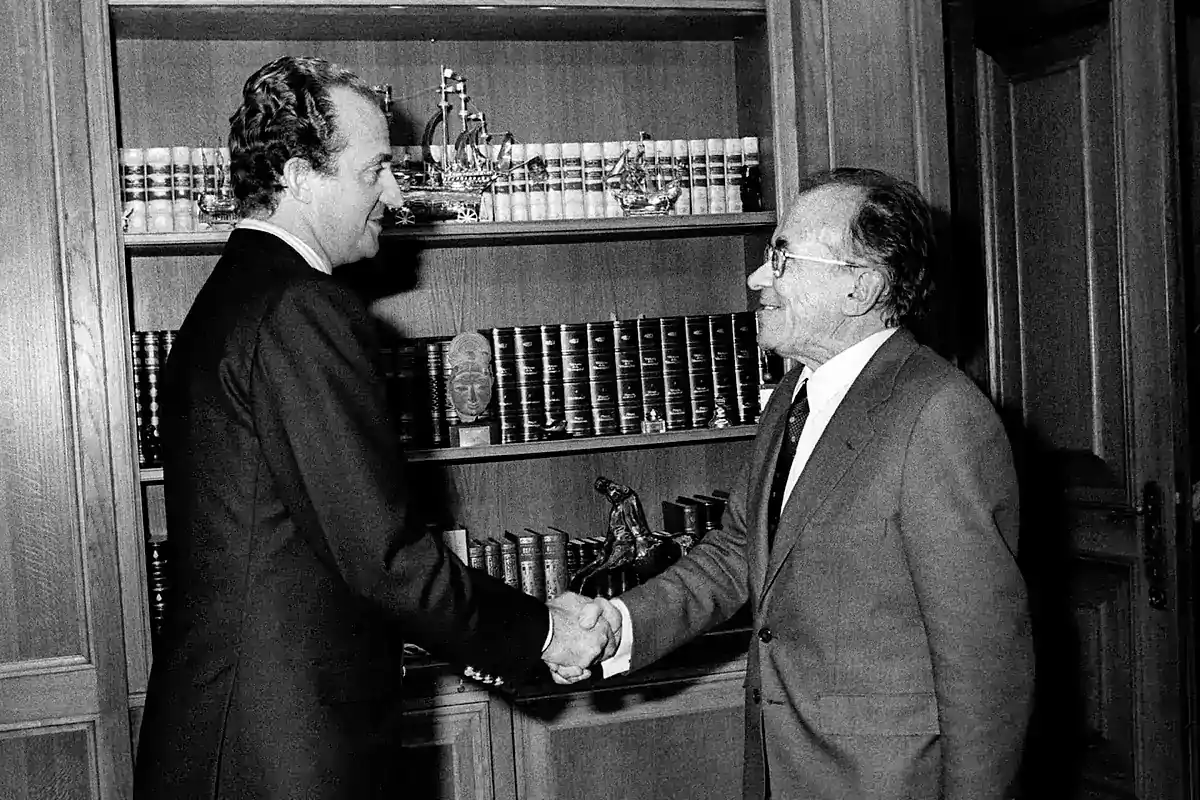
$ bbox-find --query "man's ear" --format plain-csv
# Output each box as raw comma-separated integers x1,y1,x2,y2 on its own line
845,269,887,317
280,156,314,204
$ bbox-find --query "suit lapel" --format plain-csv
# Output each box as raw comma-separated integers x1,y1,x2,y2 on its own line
758,331,920,607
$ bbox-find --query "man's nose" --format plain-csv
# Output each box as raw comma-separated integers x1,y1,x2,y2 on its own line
380,167,404,208
747,260,773,290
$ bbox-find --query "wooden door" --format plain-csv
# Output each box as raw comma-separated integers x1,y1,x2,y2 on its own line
1,0,133,797
946,1,1189,797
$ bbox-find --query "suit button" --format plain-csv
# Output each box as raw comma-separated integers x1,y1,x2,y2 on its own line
752,689,762,704
758,627,773,643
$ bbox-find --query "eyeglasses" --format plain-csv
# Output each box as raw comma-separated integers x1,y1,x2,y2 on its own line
763,243,872,280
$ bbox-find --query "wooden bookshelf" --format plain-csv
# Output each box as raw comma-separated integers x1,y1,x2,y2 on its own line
138,424,756,482
122,212,776,254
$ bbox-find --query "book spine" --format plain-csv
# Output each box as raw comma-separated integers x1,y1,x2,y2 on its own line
685,313,715,428
391,339,419,446
560,323,593,438
561,142,586,219
671,139,692,216
654,139,674,200
438,338,460,433
145,146,174,233
724,137,744,213
731,311,762,424
688,139,709,215
500,536,520,589
526,142,547,221
538,528,568,600
120,147,148,233
423,340,447,447
659,316,690,430
565,538,583,586
586,321,618,437
509,142,529,222
491,143,512,222
466,538,485,570
708,313,739,424
603,140,624,218
637,316,666,425
582,142,606,219
741,136,762,212
613,318,643,434
705,138,727,215
510,530,546,600
170,145,194,232
540,323,564,429
146,537,171,653
483,537,503,579
543,141,564,220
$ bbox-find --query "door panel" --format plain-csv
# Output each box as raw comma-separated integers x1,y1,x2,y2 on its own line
2,0,133,796
957,1,1187,798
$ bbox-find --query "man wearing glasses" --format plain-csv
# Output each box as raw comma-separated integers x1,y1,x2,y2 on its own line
561,168,1034,800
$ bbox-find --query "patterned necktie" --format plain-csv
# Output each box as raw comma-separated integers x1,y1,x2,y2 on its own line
766,381,810,546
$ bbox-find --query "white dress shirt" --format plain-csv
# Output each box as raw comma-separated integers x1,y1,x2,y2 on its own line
236,218,332,275
601,328,898,677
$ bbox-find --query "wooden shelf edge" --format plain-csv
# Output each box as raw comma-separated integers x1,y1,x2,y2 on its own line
121,212,775,254
109,0,765,9
138,425,756,480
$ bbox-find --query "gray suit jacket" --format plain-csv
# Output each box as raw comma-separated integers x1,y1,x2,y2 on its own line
620,330,1033,800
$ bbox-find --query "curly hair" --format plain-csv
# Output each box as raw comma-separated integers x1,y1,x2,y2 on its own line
228,56,380,216
798,168,936,328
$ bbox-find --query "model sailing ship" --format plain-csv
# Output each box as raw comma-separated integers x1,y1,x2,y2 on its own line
390,67,536,224
608,134,683,216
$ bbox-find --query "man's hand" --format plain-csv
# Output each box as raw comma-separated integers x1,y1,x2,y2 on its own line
543,593,623,685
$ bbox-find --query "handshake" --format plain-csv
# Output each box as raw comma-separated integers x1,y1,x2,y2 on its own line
541,591,625,685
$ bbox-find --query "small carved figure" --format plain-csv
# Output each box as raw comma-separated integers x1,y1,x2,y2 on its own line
569,477,682,597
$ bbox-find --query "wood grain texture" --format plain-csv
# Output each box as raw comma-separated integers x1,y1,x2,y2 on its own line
398,702,494,800
0,724,96,800
112,37,761,148
513,668,745,800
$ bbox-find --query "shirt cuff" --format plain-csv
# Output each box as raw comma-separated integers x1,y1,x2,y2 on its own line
541,607,554,653
599,598,634,678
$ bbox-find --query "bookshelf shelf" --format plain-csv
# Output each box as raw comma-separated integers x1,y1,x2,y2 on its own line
108,1,766,43
122,212,776,254
138,424,756,481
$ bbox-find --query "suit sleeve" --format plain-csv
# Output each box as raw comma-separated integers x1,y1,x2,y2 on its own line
899,383,1034,800
617,464,754,670
251,278,548,680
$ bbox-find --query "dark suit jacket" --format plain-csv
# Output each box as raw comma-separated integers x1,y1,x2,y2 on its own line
134,230,549,799
620,330,1033,800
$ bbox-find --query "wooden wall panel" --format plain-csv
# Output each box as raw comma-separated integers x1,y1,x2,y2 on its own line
112,37,760,150
1,0,86,665
398,702,494,800
0,725,97,800
978,30,1128,489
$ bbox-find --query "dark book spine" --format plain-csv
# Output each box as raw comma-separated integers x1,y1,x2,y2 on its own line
586,321,618,436
438,339,460,432
613,319,643,434
146,537,170,653
708,314,739,424
565,538,583,585
133,330,166,467
540,323,564,428
494,326,545,444
391,340,419,445
731,311,762,424
560,323,593,437
537,527,568,600
659,316,690,430
423,339,447,446
636,317,666,425
684,314,715,428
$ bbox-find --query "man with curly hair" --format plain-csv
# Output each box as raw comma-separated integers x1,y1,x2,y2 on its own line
134,56,611,799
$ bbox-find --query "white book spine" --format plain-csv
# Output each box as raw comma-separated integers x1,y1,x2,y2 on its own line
582,142,606,219
526,142,547,221
509,142,529,222
706,137,727,215
672,139,691,216
724,137,744,214
688,139,709,214
544,142,564,220
562,142,585,219
603,140,624,218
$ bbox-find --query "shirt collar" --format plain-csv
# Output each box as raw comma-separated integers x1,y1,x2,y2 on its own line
236,218,332,275
799,328,898,411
